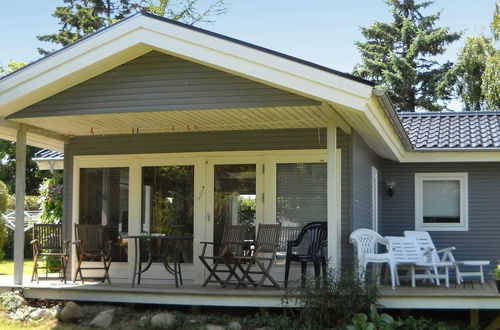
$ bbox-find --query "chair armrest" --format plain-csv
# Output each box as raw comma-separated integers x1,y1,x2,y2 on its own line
30,239,39,245
199,241,215,245
199,241,215,257
72,240,81,245
437,247,456,253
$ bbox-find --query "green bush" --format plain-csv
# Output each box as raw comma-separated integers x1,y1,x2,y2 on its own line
0,180,9,214
6,195,40,211
39,177,63,223
287,268,379,329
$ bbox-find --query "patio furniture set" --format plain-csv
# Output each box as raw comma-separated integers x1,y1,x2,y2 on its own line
30,221,328,290
349,229,490,290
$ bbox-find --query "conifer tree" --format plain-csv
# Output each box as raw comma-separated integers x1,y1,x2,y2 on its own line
353,0,461,112
37,0,227,55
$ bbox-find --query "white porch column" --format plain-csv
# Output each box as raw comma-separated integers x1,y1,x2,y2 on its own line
327,118,340,271
14,124,27,285
127,160,141,282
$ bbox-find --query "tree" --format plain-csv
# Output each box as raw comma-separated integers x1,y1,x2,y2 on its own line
0,140,51,196
0,60,28,76
438,3,500,111
37,0,228,55
438,36,496,110
353,0,461,112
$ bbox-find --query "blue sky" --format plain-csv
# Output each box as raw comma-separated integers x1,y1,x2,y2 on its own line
0,0,497,109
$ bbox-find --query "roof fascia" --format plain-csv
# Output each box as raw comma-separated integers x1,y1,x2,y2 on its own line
400,150,500,163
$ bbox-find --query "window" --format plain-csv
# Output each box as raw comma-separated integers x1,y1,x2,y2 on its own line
276,163,327,227
415,173,468,231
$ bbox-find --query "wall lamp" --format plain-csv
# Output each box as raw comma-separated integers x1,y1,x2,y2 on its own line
386,179,396,198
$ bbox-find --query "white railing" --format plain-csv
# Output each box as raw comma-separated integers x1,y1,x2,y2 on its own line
1,210,39,232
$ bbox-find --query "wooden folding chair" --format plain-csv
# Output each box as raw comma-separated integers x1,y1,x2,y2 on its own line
199,225,246,286
31,223,69,283
73,224,112,284
226,223,282,289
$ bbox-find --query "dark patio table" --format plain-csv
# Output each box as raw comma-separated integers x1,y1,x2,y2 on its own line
122,234,193,288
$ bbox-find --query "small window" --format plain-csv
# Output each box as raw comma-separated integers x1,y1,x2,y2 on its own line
415,173,468,231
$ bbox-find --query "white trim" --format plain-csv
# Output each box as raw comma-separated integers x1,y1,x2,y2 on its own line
414,172,469,231
371,166,379,232
327,119,339,270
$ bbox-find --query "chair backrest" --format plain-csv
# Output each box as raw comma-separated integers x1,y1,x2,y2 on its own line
33,223,63,250
293,221,327,256
404,230,440,263
220,224,246,255
349,228,387,259
255,224,282,253
278,226,302,252
75,224,104,252
387,236,425,263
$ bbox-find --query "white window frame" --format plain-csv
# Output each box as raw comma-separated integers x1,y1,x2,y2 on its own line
415,172,468,231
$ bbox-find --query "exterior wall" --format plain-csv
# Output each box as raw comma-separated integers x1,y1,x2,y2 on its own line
11,51,319,119
339,131,381,268
62,128,352,263
380,161,500,274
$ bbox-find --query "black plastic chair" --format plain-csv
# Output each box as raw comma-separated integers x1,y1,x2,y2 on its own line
284,221,327,288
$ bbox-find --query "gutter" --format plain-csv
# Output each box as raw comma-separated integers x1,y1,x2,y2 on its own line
373,88,414,151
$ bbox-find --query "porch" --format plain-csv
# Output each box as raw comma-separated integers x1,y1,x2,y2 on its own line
0,276,499,310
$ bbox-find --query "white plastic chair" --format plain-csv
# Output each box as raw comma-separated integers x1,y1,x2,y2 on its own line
349,229,397,289
404,230,489,284
387,236,452,288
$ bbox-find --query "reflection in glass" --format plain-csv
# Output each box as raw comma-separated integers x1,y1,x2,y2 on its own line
214,164,256,253
276,163,327,226
142,166,194,263
79,168,129,262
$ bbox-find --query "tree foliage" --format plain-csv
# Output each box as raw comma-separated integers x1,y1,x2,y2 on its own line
37,0,228,55
0,140,51,196
438,3,500,111
0,60,28,76
437,36,497,110
353,0,461,112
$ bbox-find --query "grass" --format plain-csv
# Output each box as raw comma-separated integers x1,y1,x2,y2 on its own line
0,260,35,276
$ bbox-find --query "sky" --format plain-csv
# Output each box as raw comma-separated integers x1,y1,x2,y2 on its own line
0,0,497,110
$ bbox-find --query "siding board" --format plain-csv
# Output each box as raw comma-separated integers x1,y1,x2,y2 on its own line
10,51,319,119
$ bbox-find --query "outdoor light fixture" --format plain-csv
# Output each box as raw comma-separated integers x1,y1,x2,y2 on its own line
386,179,396,198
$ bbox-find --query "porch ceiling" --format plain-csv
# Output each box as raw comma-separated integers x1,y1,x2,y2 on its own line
13,105,331,136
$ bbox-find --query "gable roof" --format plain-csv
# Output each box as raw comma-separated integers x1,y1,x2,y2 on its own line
0,11,374,88
400,111,500,150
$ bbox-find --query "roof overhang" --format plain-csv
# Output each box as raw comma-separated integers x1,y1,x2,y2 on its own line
0,12,443,161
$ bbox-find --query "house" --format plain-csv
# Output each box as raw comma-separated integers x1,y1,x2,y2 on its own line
1,12,500,309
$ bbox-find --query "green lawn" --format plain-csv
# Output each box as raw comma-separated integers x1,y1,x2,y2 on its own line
0,260,34,276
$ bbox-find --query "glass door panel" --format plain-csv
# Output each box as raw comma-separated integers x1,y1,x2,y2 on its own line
79,167,129,262
213,164,256,253
141,165,194,264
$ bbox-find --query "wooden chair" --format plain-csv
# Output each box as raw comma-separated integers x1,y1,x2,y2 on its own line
73,224,112,284
284,221,327,288
31,223,69,283
226,223,282,289
199,225,246,286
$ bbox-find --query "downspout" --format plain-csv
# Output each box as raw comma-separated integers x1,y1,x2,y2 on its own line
373,88,414,151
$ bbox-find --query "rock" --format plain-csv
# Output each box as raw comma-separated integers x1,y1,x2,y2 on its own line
58,301,85,322
205,325,225,330
227,321,242,330
90,309,114,328
30,308,55,320
151,312,175,327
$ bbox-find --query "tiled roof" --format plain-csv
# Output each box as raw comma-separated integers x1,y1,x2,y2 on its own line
400,111,500,149
32,149,64,160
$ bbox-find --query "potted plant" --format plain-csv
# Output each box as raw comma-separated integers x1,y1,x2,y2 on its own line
492,264,500,293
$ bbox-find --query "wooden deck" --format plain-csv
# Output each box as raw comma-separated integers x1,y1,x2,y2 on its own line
1,276,499,309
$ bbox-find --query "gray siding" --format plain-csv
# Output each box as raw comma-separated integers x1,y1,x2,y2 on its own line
352,131,381,230
10,51,319,119
62,129,352,249
380,161,500,275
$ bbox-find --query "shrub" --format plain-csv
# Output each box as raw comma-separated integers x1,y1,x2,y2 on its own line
38,177,63,223
0,180,9,214
6,195,40,211
287,268,379,329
